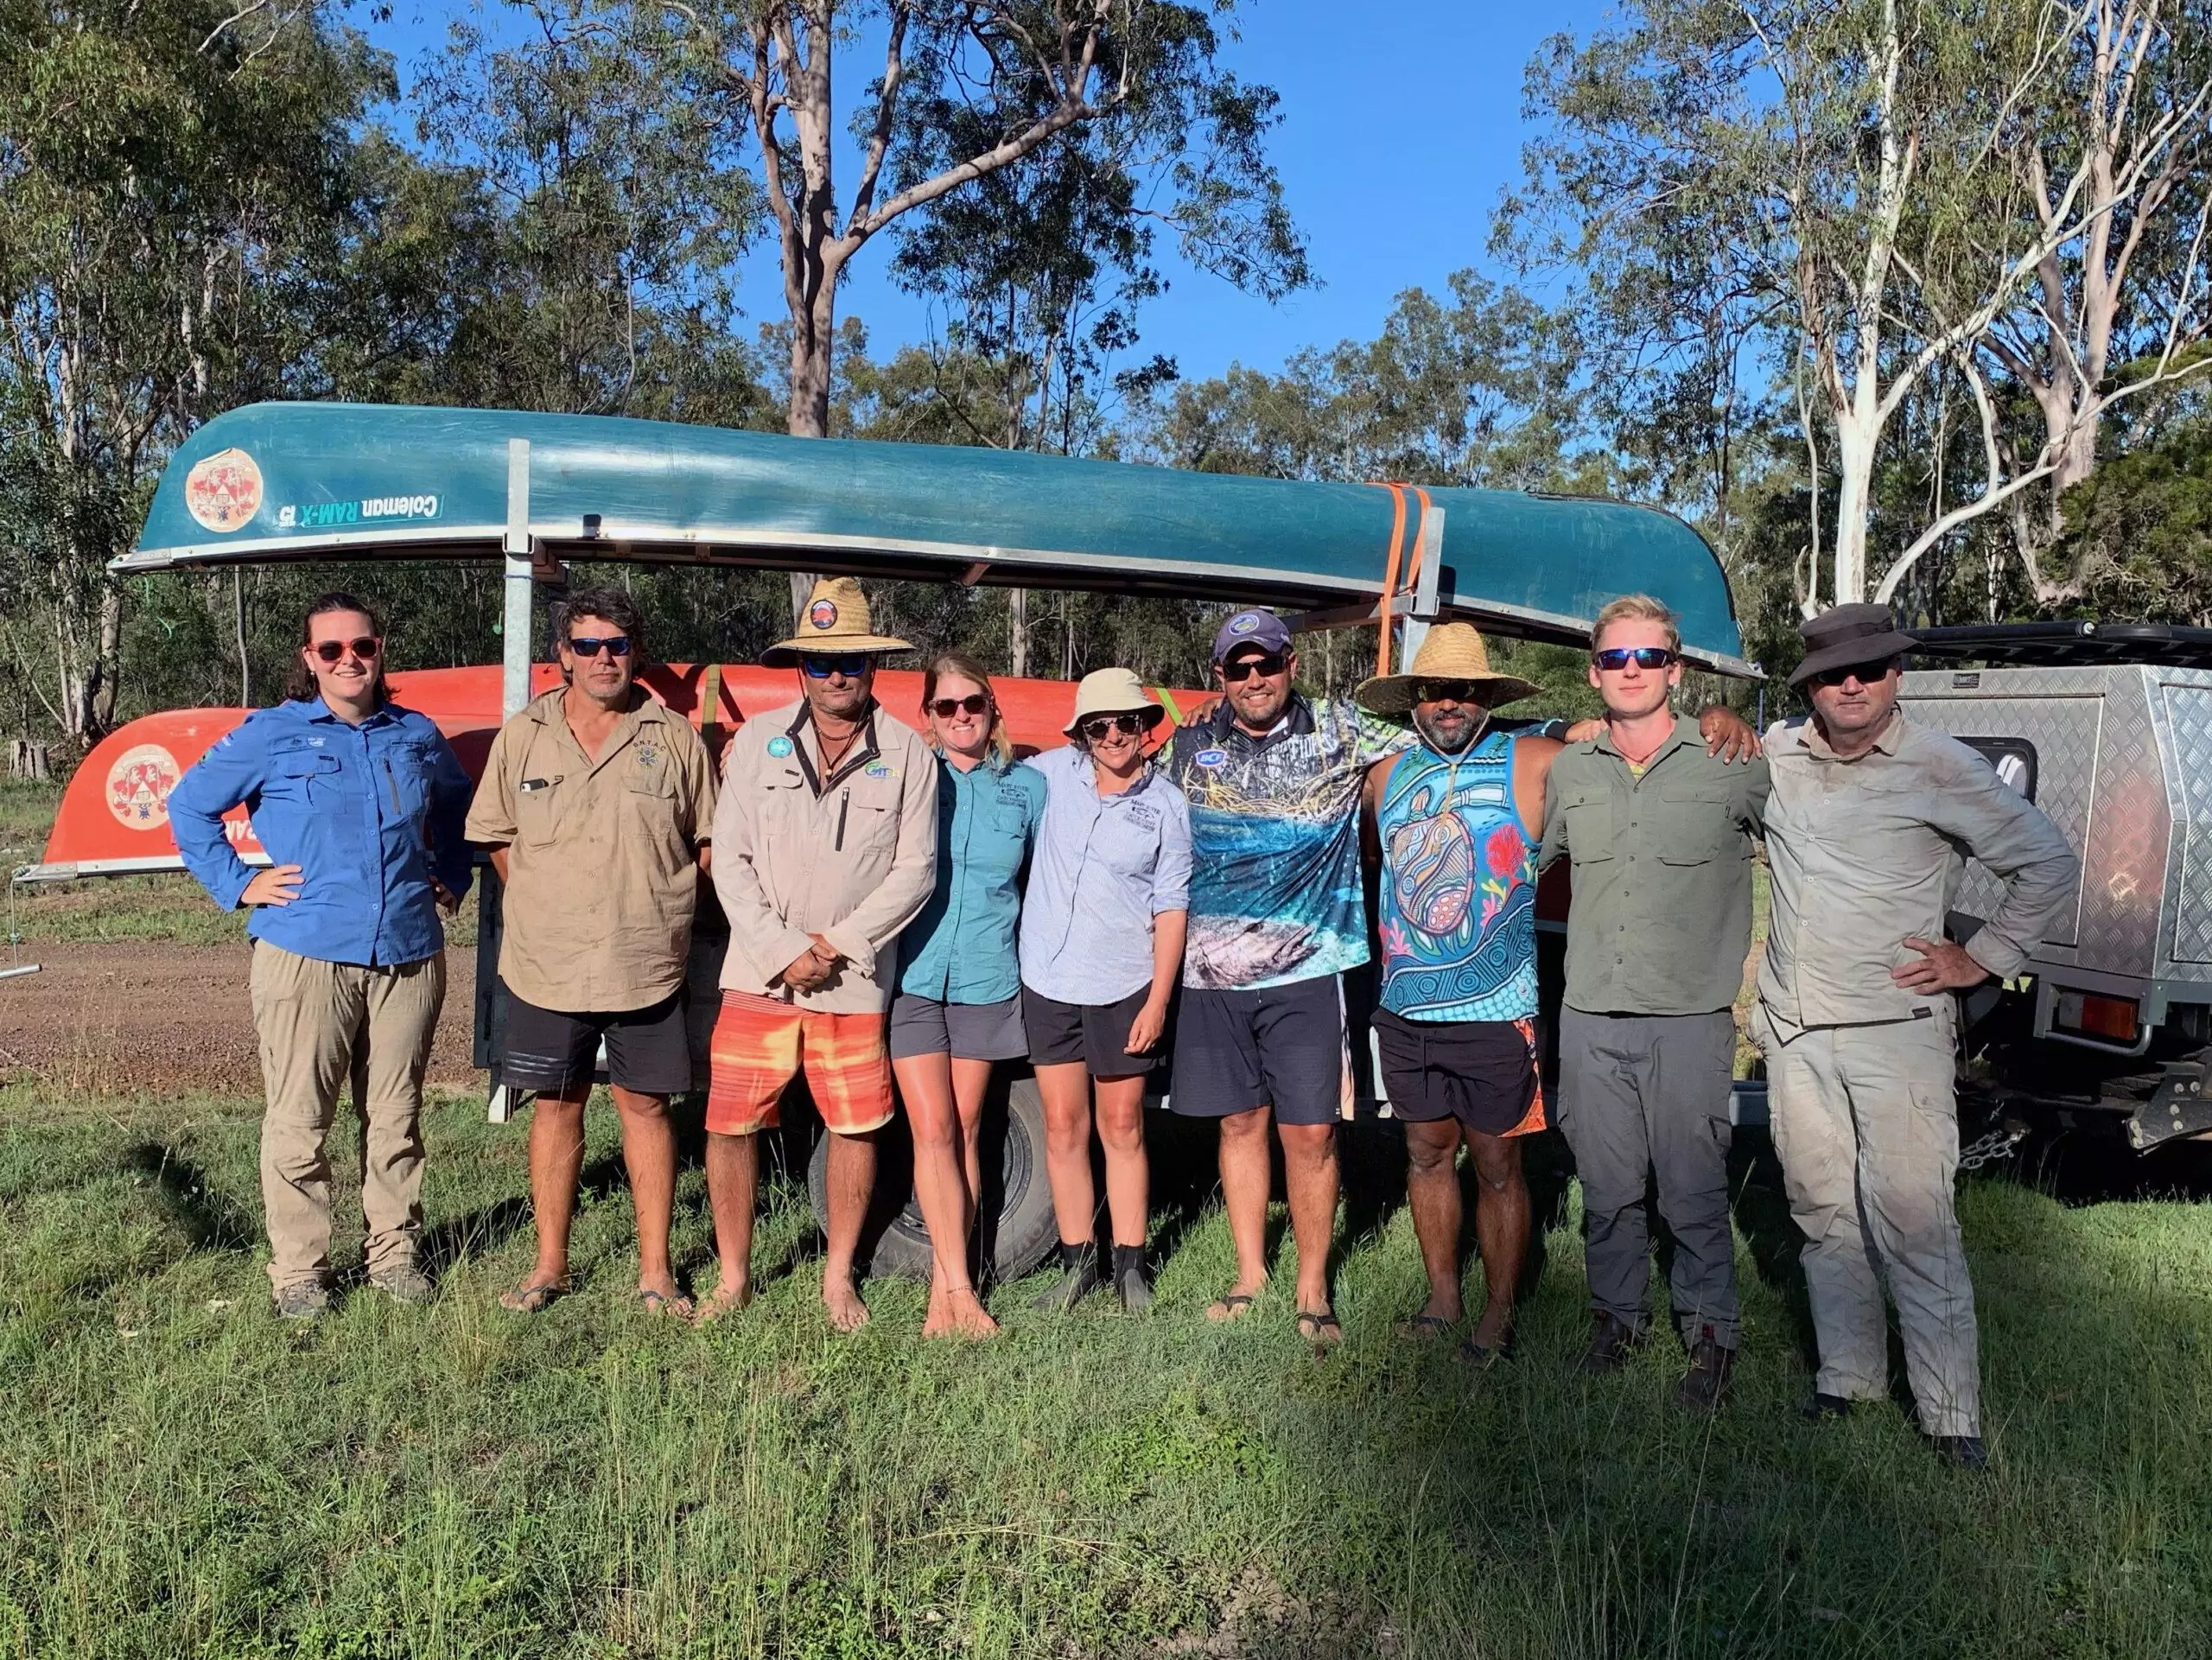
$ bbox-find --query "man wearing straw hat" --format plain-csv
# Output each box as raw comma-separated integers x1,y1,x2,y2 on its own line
1357,624,1558,1365
702,576,938,1330
1758,601,2076,1468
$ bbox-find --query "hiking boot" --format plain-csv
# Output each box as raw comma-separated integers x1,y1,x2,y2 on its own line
1932,1434,1990,1472
370,1262,435,1305
1574,1310,1643,1376
272,1281,330,1322
1111,1243,1152,1313
1030,1242,1100,1313
1675,1327,1736,1414
1801,1392,1855,1422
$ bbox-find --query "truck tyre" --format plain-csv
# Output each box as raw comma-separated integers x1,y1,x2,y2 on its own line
807,1074,1059,1285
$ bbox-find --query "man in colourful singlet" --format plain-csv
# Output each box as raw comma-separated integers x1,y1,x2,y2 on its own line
1357,624,1556,1364
1163,609,1414,1345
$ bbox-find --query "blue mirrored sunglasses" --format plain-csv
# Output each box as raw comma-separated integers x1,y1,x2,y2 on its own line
801,652,871,679
1592,646,1676,671
569,634,632,658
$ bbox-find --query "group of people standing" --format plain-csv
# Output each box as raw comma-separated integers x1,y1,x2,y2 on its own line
171,575,2076,1471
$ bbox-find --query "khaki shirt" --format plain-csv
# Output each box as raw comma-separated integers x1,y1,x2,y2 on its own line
1539,716,1768,1016
466,688,715,1013
714,698,937,1013
1758,711,2079,1031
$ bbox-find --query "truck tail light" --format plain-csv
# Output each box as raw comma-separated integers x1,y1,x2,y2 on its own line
2055,990,2139,1044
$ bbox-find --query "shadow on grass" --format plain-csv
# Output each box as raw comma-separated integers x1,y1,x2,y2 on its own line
119,1142,257,1253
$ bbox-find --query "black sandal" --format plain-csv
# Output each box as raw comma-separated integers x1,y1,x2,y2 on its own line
1205,1293,1258,1323
498,1278,569,1314
1295,1307,1343,1345
1395,1313,1455,1341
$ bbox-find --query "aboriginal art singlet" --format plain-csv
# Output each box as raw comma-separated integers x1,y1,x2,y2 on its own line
1376,730,1538,1023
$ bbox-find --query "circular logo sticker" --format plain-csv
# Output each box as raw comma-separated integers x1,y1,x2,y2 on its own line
809,600,839,631
1193,747,1228,768
766,735,794,758
1228,613,1262,635
106,743,182,830
182,448,264,533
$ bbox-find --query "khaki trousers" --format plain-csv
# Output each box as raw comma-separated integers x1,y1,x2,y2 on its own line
1758,1004,1980,1438
249,942,447,1289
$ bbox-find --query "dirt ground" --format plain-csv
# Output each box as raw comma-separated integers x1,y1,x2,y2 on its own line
0,941,484,1097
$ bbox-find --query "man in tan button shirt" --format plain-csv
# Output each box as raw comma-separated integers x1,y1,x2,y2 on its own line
466,587,716,1319
700,579,937,1331
1758,603,2077,1471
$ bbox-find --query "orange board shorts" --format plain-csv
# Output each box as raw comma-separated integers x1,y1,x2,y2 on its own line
705,990,895,1137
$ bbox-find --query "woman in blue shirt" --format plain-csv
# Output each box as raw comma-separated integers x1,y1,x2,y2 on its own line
1018,667,1191,1316
891,654,1046,1339
169,592,473,1322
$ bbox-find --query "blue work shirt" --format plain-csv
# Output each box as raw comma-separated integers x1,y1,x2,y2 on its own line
170,696,474,968
897,752,1046,1005
1018,745,1192,1006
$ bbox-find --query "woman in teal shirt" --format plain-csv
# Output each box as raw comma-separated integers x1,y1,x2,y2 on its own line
891,653,1046,1339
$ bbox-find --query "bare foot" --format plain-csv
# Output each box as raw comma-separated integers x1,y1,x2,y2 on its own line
823,1272,871,1332
1468,1301,1516,1357
696,1276,752,1325
925,1286,999,1340
1206,1275,1268,1323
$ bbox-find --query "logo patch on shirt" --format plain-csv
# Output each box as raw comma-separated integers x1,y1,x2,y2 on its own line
635,740,661,768
1193,747,1228,768
766,735,795,758
864,761,899,779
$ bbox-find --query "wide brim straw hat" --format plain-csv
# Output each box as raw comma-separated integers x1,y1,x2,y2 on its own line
1063,666,1167,737
1354,622,1541,717
761,576,914,665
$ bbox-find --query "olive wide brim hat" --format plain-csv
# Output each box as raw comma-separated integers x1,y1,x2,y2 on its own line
1354,622,1540,717
1788,601,1918,688
761,576,914,665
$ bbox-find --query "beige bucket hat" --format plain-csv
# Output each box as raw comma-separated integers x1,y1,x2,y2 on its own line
1062,666,1166,736
1355,622,1540,717
761,576,914,665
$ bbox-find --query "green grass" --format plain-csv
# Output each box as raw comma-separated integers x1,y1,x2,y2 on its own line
3,1084,2208,1657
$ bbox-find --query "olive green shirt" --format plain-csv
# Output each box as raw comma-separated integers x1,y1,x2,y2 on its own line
1539,716,1769,1017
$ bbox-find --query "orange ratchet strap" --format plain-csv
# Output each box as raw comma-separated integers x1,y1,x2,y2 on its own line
1366,483,1434,676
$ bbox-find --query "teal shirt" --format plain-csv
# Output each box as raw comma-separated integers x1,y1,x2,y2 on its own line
896,752,1046,1004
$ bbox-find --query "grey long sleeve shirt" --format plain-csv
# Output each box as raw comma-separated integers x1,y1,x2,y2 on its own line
1758,711,2080,1031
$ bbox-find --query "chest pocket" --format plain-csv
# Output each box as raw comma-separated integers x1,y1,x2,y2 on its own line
276,748,343,802
1654,786,1732,865
380,742,434,824
515,777,568,848
837,774,906,862
1557,790,1615,862
1092,800,1162,880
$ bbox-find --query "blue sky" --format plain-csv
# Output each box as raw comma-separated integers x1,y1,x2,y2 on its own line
371,1,1609,382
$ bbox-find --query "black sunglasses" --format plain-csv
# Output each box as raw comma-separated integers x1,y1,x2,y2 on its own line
1080,713,1147,740
801,652,870,679
568,634,632,658
1809,658,1896,689
931,694,990,718
1414,678,1484,705
1219,652,1288,683
1592,646,1677,671
311,637,380,663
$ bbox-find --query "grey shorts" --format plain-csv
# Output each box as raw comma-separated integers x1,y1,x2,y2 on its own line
887,992,1029,1062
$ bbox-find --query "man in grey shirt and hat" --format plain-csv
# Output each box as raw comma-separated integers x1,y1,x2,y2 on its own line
1758,602,2078,1470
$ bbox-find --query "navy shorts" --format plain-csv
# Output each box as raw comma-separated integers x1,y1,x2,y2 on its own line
1168,975,1345,1126
499,986,694,1097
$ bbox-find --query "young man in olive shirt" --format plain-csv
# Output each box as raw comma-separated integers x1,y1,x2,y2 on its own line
1539,595,1766,1410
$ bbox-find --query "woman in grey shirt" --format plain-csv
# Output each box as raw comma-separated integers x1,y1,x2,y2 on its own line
1018,667,1192,1314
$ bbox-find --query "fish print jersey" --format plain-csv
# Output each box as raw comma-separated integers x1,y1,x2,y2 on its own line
1374,731,1538,1022
1163,696,1414,991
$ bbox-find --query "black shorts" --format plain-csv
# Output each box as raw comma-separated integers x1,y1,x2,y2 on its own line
1021,984,1158,1078
499,985,694,1097
1168,975,1344,1126
1371,1007,1541,1136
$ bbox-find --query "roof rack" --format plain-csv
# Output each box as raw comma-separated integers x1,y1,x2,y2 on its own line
1909,621,2212,670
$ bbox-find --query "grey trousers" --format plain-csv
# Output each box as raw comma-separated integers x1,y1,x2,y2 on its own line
1757,1004,1980,1439
1557,1008,1741,1347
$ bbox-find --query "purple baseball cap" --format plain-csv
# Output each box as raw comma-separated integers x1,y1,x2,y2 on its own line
1211,608,1293,662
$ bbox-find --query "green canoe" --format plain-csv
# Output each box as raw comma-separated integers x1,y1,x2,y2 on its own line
121,401,1753,674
